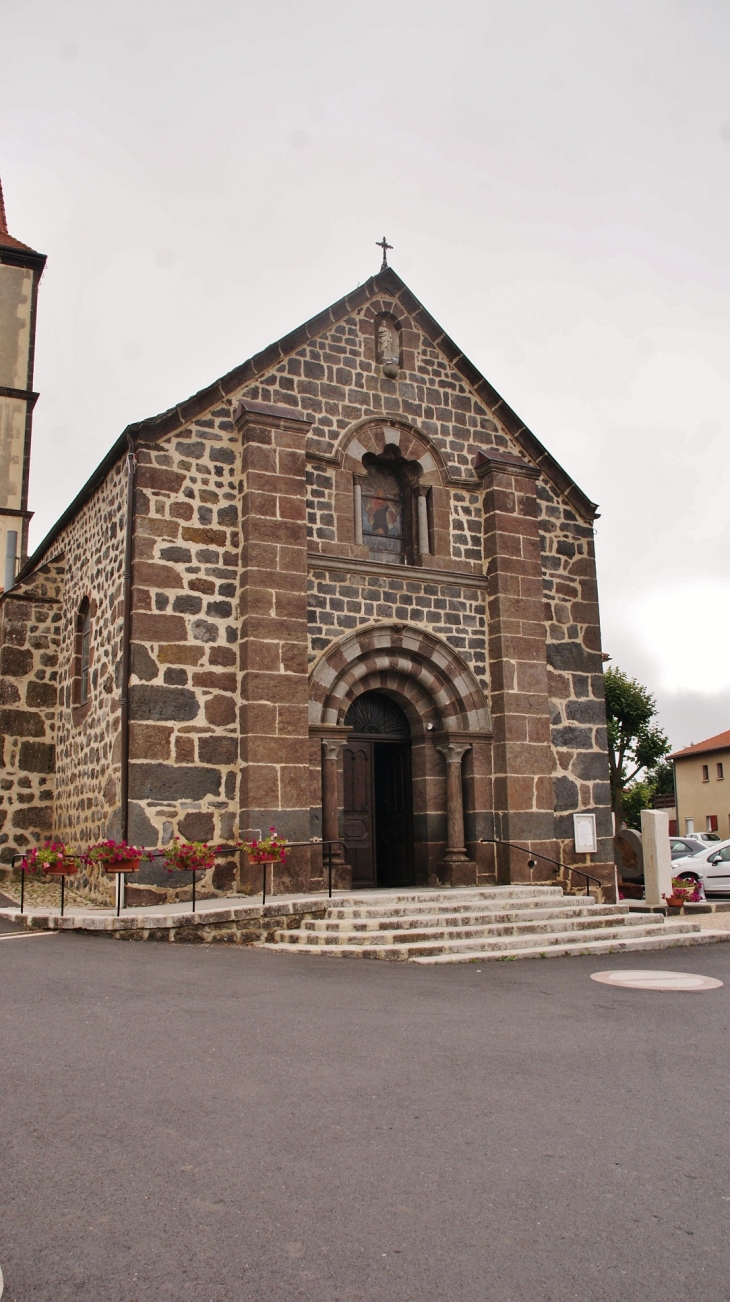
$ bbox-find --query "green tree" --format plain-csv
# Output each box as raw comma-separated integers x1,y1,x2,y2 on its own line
604,667,671,828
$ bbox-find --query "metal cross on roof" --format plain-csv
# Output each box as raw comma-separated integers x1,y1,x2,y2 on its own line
376,235,392,271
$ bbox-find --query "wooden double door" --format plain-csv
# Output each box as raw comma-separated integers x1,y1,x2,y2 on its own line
343,737,415,889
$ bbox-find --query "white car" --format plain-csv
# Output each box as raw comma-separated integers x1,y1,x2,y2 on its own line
673,838,730,897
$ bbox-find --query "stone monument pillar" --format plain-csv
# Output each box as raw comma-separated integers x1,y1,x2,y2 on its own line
641,808,672,908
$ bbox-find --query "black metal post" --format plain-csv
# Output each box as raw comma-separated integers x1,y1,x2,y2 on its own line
262,861,266,906
327,842,333,899
116,873,121,918
191,870,196,912
20,864,25,914
60,875,65,918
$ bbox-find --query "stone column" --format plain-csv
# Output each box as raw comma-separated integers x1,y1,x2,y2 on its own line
416,485,430,559
641,809,672,907
476,451,556,884
321,737,347,862
234,398,314,895
436,739,474,885
353,475,364,546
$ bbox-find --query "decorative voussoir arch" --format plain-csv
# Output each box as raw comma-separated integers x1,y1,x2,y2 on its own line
309,623,492,735
337,416,448,486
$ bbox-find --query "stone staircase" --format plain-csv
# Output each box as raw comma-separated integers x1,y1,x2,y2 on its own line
262,884,728,964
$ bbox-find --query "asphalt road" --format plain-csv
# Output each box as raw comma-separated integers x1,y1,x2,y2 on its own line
2,928,730,1302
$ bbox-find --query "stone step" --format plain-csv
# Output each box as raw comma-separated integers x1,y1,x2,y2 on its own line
274,916,676,958
323,886,567,911
326,896,597,921
298,904,624,934
286,915,665,945
412,928,730,964
267,919,698,960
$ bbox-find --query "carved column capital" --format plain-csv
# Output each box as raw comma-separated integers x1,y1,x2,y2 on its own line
435,740,472,765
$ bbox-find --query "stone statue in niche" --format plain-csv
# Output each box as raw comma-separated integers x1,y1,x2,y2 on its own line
377,318,399,378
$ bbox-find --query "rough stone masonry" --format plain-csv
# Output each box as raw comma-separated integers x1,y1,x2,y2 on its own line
0,261,614,905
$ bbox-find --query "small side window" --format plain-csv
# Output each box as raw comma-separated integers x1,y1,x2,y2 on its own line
702,764,709,782
717,763,724,780
73,598,92,711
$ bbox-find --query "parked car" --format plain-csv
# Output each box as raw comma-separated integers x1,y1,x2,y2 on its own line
670,837,713,860
672,838,730,896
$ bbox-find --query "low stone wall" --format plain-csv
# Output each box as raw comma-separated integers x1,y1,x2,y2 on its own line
1,896,328,944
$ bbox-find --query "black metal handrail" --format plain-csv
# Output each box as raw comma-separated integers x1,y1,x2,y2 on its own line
479,837,602,897
253,840,347,905
8,841,348,918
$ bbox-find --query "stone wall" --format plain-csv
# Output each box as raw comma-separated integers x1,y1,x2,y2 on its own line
52,460,128,867
0,556,64,872
538,477,614,881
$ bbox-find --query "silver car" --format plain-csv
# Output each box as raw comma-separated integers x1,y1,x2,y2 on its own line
673,838,730,897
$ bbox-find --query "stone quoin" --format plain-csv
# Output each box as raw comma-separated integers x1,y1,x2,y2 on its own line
0,203,614,904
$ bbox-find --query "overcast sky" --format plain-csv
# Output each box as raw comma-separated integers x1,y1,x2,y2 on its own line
2,0,729,751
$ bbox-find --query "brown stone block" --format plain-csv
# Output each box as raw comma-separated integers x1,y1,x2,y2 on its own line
246,736,304,764
241,764,279,807
527,715,551,743
278,496,306,523
170,501,194,521
241,671,307,705
175,735,195,762
281,642,308,674
133,536,157,561
210,646,237,667
137,518,181,540
243,615,303,641
192,671,237,692
497,634,547,663
240,643,282,674
277,448,306,477
134,562,185,590
274,591,307,621
280,764,310,807
502,740,553,776
277,704,309,736
136,465,186,493
244,445,277,474
242,490,278,519
243,541,278,569
132,586,152,611
572,601,600,625
0,708,45,737
239,586,274,617
240,701,277,733
199,735,238,765
248,518,304,547
158,644,203,664
132,613,188,643
278,546,307,574
515,661,550,693
181,526,227,547
129,723,172,761
205,695,236,725
547,669,571,698
26,680,56,708
242,568,301,596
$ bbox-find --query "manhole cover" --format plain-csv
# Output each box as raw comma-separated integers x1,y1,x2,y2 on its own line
591,969,723,991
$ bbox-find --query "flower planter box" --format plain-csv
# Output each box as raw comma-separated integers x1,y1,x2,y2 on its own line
43,861,78,876
102,859,142,874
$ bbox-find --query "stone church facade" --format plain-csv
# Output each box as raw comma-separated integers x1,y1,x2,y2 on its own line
0,212,614,901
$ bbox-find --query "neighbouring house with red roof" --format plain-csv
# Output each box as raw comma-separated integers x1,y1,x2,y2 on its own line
670,730,730,839
0,178,617,905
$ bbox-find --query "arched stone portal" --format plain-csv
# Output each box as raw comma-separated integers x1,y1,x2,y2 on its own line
309,624,493,889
